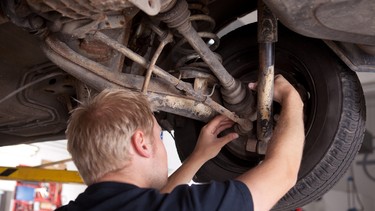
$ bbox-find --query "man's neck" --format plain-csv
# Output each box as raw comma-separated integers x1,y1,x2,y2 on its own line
97,166,150,188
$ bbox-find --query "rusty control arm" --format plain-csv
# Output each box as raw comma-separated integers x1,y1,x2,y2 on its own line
91,32,251,130
256,0,278,154
43,34,250,126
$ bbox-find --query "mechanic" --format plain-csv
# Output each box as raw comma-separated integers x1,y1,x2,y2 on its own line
56,75,304,211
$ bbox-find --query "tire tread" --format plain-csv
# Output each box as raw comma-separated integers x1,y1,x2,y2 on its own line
275,69,366,210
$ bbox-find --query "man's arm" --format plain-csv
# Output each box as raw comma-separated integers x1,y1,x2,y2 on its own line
160,115,238,193
237,75,305,211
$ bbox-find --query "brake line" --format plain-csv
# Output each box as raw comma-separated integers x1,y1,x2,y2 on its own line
0,72,64,104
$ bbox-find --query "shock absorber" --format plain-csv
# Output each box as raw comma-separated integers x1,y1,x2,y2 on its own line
156,0,255,133
256,0,277,154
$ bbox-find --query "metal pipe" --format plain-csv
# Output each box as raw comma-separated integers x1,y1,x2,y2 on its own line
44,36,185,97
45,36,139,90
93,32,200,98
142,32,173,93
43,42,119,91
256,0,278,154
148,92,216,121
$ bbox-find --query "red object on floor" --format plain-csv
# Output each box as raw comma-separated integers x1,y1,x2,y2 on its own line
13,181,62,211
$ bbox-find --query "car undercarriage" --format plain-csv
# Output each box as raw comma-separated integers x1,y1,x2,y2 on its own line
0,0,374,209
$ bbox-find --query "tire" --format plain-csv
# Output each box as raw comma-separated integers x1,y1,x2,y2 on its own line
173,23,366,210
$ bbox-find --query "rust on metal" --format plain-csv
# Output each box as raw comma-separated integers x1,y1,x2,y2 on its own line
148,93,215,121
44,33,251,128
256,0,278,154
79,39,113,62
142,32,173,93
93,32,252,128
157,0,256,133
156,0,244,103
257,0,278,43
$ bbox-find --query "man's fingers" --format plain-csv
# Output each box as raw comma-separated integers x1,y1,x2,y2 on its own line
205,115,233,133
206,115,228,129
219,133,239,145
214,122,235,135
212,118,235,134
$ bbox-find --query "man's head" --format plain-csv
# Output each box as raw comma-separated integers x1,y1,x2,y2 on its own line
66,89,167,187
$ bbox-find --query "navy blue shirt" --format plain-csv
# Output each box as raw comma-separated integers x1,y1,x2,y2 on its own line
56,180,253,211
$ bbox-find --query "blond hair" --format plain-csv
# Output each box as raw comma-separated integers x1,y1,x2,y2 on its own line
66,89,154,185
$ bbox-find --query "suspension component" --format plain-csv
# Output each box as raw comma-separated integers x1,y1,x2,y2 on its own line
42,31,251,129
173,2,220,69
92,32,251,129
156,0,256,133
171,2,221,98
142,31,173,93
157,0,245,101
255,0,278,154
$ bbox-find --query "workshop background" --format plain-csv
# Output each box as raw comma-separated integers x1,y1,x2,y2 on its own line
0,12,375,211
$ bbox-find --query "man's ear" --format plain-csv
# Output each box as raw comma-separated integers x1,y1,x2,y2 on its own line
131,130,152,158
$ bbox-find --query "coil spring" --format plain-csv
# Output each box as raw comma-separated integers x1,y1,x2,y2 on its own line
173,2,222,72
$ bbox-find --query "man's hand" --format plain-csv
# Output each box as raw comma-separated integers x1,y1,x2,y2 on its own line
272,75,302,105
160,115,238,193
238,74,304,211
249,74,301,105
192,115,239,161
